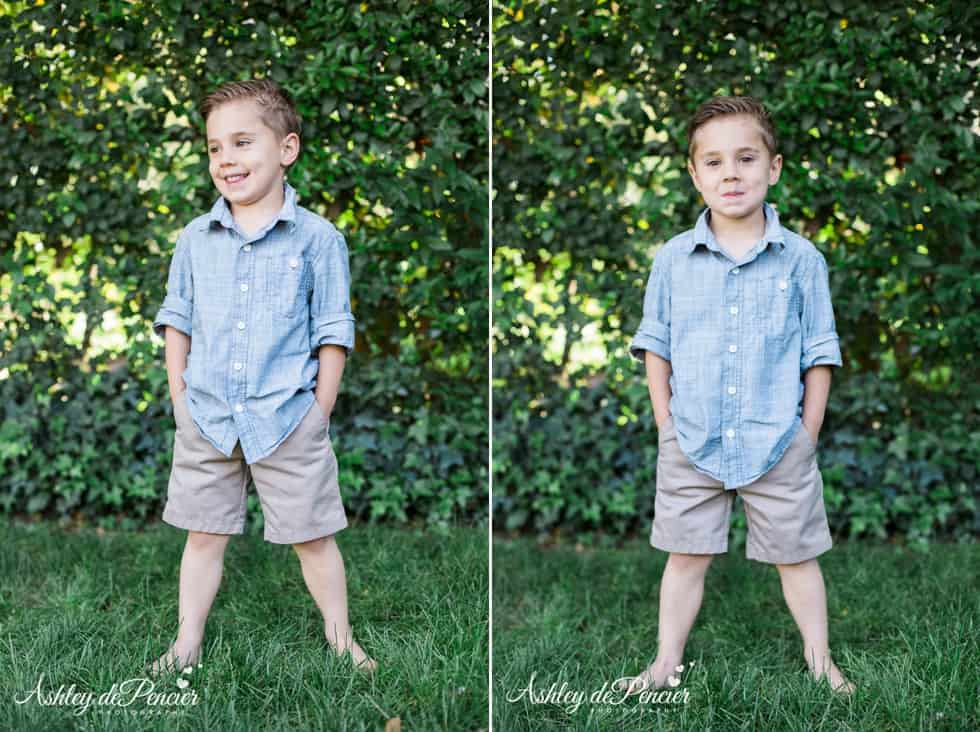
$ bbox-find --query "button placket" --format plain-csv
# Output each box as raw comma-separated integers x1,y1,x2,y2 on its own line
233,242,254,421
722,263,744,474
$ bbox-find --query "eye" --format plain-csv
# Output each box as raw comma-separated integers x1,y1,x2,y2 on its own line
706,161,719,166
236,139,251,146
740,156,755,163
208,146,218,154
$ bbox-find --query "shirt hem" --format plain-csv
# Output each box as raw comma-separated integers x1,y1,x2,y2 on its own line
678,418,804,490
240,393,318,465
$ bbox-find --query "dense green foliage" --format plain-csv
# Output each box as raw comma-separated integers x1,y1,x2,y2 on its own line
493,0,979,542
0,1,489,528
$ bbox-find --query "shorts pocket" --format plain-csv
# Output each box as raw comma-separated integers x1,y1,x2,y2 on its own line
797,423,817,453
307,402,332,437
173,390,189,429
658,414,674,443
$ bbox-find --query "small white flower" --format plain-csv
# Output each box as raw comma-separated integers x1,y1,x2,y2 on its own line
675,664,685,673
176,677,189,689
667,675,680,688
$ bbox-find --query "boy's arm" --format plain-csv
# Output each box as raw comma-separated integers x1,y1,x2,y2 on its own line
164,326,191,404
315,345,347,419
644,351,673,429
801,365,831,443
799,251,843,444
630,251,672,429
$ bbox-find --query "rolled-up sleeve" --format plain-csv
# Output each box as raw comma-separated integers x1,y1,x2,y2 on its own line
152,230,193,338
309,229,356,356
629,251,671,362
800,252,843,372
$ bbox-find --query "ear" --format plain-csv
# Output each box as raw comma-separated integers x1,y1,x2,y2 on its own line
768,153,783,185
280,132,300,168
687,158,701,193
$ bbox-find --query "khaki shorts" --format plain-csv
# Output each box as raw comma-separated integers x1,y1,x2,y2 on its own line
163,393,348,544
651,415,832,564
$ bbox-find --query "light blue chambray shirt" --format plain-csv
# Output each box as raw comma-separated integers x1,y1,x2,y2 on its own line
152,182,355,465
629,201,843,489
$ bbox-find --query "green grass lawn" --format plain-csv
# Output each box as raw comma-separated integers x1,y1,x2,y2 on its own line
493,536,979,731
1,519,488,731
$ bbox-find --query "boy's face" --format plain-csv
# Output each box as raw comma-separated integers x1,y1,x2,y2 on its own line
686,114,782,224
205,98,299,212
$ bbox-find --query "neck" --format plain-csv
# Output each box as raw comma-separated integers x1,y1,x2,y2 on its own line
708,205,766,245
231,181,286,235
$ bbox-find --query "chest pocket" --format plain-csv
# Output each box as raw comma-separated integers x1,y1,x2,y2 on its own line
268,254,312,319
755,274,802,336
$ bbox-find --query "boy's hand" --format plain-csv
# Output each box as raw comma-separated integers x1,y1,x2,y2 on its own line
802,420,820,446
315,396,332,422
169,384,186,405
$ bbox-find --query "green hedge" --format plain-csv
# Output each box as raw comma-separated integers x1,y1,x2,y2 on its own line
492,0,979,543
0,0,488,530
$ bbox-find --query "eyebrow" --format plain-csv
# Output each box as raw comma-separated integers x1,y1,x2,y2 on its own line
206,131,256,143
701,146,761,157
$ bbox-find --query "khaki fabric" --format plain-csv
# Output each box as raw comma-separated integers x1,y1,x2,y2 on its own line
163,392,348,544
651,415,832,564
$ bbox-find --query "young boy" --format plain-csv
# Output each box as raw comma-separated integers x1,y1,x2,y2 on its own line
622,96,853,694
149,79,375,674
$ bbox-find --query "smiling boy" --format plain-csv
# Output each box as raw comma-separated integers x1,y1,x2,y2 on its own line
150,79,375,674
623,96,854,694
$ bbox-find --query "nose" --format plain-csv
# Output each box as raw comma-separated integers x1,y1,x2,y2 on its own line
213,148,236,167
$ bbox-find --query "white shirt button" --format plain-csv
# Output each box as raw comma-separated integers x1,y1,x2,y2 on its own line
243,245,252,252
729,344,738,353
234,362,243,371
237,321,245,330
732,267,740,274
726,428,735,438
728,386,737,395
235,403,244,413
730,305,738,315
289,258,299,269
240,283,248,292
779,279,788,290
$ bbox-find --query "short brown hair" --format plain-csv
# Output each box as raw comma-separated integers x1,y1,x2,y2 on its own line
687,96,777,161
200,78,302,144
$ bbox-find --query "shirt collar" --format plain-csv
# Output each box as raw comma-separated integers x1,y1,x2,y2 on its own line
202,181,299,233
686,200,786,255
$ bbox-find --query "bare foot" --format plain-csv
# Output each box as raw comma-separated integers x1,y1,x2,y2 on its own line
328,635,377,673
614,657,683,697
809,657,855,695
147,639,201,677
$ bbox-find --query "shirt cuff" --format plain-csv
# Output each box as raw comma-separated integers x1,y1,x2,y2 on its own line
629,319,670,362
801,332,843,371
310,312,355,356
152,295,193,338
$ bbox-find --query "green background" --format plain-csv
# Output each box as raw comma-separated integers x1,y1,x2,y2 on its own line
0,0,489,531
492,0,978,545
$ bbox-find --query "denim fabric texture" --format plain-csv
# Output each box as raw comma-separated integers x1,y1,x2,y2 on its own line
153,182,355,464
629,201,842,489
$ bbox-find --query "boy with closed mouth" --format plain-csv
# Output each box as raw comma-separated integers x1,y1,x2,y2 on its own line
622,96,854,695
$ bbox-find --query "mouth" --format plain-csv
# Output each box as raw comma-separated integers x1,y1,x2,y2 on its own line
224,172,249,186
722,192,744,198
